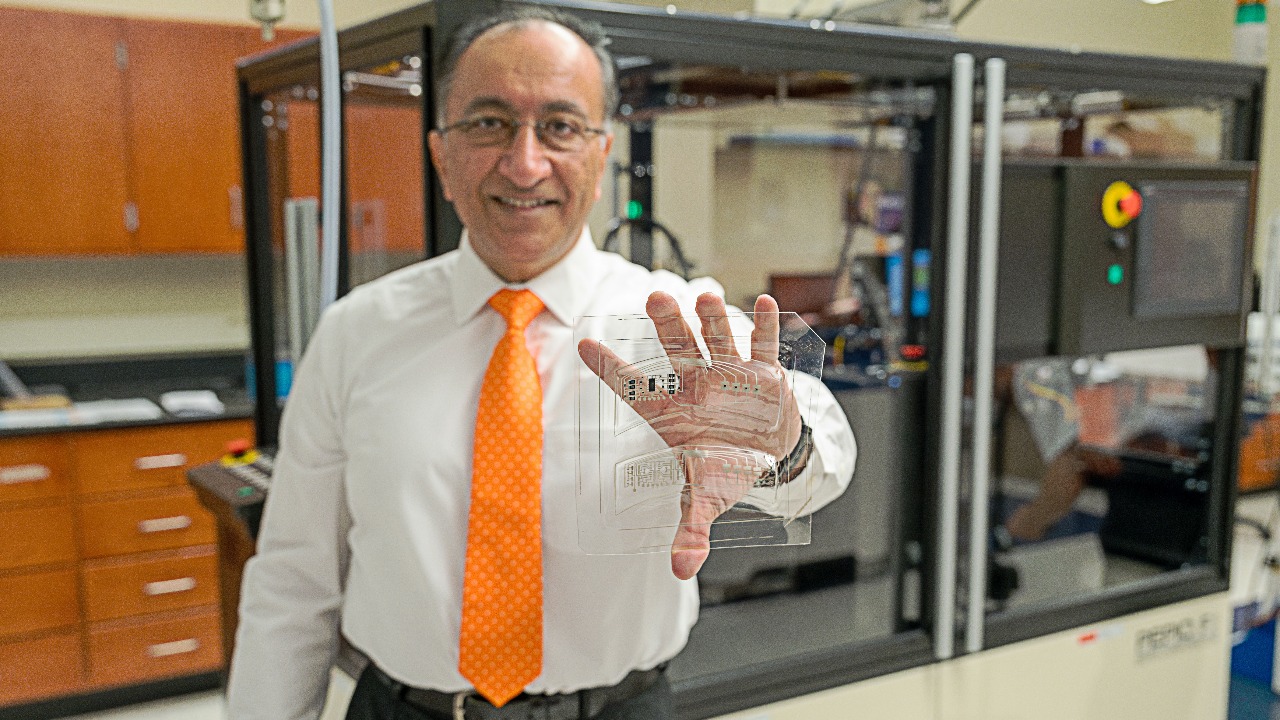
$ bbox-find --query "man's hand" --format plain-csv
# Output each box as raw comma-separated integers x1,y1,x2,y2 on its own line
577,291,803,580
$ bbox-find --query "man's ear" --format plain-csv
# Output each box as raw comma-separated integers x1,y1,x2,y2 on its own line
427,130,454,202
592,132,614,202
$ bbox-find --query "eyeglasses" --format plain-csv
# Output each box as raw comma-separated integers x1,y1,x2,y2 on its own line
438,114,607,153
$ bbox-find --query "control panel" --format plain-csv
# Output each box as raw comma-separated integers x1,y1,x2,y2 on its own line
988,160,1255,360
186,440,274,540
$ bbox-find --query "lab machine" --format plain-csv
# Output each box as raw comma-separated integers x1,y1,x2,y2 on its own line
206,2,1265,717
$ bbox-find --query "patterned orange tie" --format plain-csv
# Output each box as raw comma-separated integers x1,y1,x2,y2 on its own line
459,289,545,707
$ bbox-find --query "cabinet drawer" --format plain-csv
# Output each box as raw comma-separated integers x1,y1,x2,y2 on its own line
79,490,215,559
0,505,76,571
0,631,83,706
88,609,221,688
0,568,79,639
72,420,253,495
0,435,71,506
83,548,219,622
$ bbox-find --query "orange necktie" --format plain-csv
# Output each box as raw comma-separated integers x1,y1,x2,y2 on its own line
459,289,545,707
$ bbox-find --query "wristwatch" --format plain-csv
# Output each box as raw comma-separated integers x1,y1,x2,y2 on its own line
769,421,813,485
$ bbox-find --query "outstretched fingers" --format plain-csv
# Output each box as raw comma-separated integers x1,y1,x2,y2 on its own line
751,294,781,364
577,338,641,399
646,291,704,364
695,293,740,363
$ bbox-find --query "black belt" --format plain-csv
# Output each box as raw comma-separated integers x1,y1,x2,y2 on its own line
368,663,666,720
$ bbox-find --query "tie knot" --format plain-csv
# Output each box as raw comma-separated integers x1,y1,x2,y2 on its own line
489,289,544,332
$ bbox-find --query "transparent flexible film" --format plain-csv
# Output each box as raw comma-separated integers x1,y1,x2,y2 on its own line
576,311,824,555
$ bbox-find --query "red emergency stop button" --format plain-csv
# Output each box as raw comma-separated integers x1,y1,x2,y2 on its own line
221,438,259,467
1102,181,1142,229
1118,190,1142,219
901,344,926,361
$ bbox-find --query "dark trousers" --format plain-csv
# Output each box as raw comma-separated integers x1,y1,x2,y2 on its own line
344,665,675,720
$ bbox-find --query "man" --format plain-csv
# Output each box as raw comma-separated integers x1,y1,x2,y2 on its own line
228,7,856,720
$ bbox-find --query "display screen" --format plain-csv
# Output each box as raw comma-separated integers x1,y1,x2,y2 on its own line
1133,181,1249,320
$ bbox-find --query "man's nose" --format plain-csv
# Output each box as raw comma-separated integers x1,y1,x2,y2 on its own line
498,124,552,185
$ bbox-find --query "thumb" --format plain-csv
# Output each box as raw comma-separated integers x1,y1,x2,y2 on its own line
670,485,718,580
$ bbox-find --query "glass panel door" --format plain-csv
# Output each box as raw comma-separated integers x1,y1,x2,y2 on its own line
258,81,321,410
966,67,1249,649
343,53,427,288
600,57,940,687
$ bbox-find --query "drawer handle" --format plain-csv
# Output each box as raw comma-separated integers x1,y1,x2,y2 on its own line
138,515,193,534
0,463,51,485
134,453,188,471
146,638,200,658
143,577,197,596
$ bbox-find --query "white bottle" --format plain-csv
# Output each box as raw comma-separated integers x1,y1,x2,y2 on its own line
1234,1,1269,66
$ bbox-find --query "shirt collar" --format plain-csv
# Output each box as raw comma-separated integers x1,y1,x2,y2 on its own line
450,228,602,327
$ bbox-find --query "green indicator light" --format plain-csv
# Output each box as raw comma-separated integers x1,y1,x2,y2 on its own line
237,486,255,497
1107,264,1124,285
626,200,643,220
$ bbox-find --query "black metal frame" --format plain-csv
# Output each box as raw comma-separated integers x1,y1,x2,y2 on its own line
235,0,1267,714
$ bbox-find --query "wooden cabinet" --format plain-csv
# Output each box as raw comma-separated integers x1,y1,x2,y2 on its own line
87,608,222,689
73,423,241,495
0,633,84,707
124,20,248,254
0,418,253,710
0,8,315,256
0,435,72,504
0,8,131,255
0,506,77,571
80,490,216,558
83,548,219,622
0,570,79,638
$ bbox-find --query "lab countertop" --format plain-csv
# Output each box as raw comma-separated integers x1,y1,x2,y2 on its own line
0,352,253,438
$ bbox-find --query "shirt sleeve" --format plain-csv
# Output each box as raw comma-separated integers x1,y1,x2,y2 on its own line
789,370,857,515
227,304,352,720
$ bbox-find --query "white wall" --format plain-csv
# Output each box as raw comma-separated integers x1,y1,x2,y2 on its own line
954,0,1234,59
0,0,410,28
0,0,1270,361
954,0,1280,257
0,256,250,361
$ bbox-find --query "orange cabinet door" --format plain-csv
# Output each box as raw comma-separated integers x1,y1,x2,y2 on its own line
124,18,248,254
87,609,222,688
79,489,216,559
0,434,72,506
0,8,131,255
0,505,77,571
0,569,79,639
71,420,253,496
83,547,219,622
0,632,84,706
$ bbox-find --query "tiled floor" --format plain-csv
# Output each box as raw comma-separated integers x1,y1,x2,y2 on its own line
55,674,1276,719
64,670,355,720
63,691,224,720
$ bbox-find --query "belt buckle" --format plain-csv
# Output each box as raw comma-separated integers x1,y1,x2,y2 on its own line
452,689,477,720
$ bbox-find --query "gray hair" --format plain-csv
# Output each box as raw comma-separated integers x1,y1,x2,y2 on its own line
434,5,619,128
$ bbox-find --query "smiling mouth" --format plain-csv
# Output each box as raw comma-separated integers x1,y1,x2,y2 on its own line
494,195,558,209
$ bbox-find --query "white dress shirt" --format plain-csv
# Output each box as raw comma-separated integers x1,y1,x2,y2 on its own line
227,231,857,719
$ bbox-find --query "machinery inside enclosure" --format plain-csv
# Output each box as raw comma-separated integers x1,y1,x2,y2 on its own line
610,52,1254,655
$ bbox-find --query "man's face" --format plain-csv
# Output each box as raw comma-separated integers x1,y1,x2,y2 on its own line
427,21,614,283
